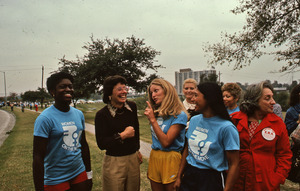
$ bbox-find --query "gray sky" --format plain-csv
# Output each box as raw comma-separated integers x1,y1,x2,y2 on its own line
0,0,298,95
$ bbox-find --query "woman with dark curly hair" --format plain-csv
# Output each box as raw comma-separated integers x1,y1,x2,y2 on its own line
231,81,292,191
95,75,142,191
222,83,242,115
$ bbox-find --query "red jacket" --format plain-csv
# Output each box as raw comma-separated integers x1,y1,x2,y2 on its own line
231,111,292,191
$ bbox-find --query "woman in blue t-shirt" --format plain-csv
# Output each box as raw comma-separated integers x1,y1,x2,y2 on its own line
174,82,240,191
33,72,92,191
144,78,188,191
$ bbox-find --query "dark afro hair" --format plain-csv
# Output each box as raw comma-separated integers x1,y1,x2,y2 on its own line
46,72,74,94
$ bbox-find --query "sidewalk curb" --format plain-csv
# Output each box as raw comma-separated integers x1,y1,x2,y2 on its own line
0,109,16,148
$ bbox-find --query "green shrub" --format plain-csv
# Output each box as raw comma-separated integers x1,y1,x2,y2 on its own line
130,95,148,111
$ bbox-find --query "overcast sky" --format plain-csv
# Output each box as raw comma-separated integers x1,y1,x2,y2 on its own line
0,0,298,96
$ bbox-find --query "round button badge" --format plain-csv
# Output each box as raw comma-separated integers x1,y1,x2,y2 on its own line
261,128,276,141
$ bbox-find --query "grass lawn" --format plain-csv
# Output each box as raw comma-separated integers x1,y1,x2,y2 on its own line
0,106,151,191
0,104,299,190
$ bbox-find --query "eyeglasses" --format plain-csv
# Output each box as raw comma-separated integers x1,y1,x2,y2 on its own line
116,86,129,92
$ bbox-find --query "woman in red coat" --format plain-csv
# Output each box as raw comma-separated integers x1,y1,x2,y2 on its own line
231,81,292,191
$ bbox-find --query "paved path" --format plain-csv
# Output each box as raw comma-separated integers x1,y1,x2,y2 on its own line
0,110,16,147
85,123,152,158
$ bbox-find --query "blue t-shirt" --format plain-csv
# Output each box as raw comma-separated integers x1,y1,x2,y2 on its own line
151,111,188,152
285,104,300,135
34,105,86,185
227,106,240,115
186,114,239,172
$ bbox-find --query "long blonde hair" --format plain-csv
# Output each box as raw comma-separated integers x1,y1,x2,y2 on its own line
148,78,188,118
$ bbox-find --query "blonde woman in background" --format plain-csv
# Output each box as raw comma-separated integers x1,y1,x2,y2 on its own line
182,78,200,118
144,78,188,191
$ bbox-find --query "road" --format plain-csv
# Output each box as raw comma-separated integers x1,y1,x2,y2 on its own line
0,109,16,147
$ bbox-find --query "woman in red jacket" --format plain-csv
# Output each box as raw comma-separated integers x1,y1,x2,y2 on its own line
231,81,292,191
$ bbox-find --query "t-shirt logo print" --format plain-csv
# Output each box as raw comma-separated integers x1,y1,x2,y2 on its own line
62,125,82,151
151,117,165,140
189,128,212,160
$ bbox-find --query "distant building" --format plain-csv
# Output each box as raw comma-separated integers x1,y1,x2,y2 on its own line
273,87,289,96
175,68,216,96
274,87,288,91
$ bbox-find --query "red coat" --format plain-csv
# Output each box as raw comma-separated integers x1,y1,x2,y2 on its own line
231,112,292,191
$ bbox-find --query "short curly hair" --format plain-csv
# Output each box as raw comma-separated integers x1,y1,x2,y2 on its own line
240,81,273,116
46,72,74,94
102,75,127,104
221,83,242,99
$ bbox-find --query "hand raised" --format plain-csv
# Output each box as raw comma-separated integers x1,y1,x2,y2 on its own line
144,101,155,121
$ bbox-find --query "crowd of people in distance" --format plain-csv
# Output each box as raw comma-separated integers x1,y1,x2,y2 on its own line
4,101,49,113
32,72,300,191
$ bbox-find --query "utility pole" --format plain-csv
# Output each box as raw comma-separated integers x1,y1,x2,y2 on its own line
41,65,44,108
218,71,221,83
42,65,44,89
0,71,7,109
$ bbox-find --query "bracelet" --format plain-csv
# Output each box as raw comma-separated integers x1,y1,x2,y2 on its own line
86,171,93,179
114,133,124,144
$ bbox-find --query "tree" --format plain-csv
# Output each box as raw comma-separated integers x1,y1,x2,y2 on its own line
82,35,162,92
58,35,162,105
273,91,289,111
200,73,218,83
58,57,97,107
21,89,51,104
8,92,18,102
236,82,247,91
289,80,299,91
21,91,40,102
38,88,51,108
205,0,300,72
138,73,161,92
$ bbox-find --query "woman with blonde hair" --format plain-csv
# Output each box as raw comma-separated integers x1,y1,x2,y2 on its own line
144,78,188,191
182,78,199,118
